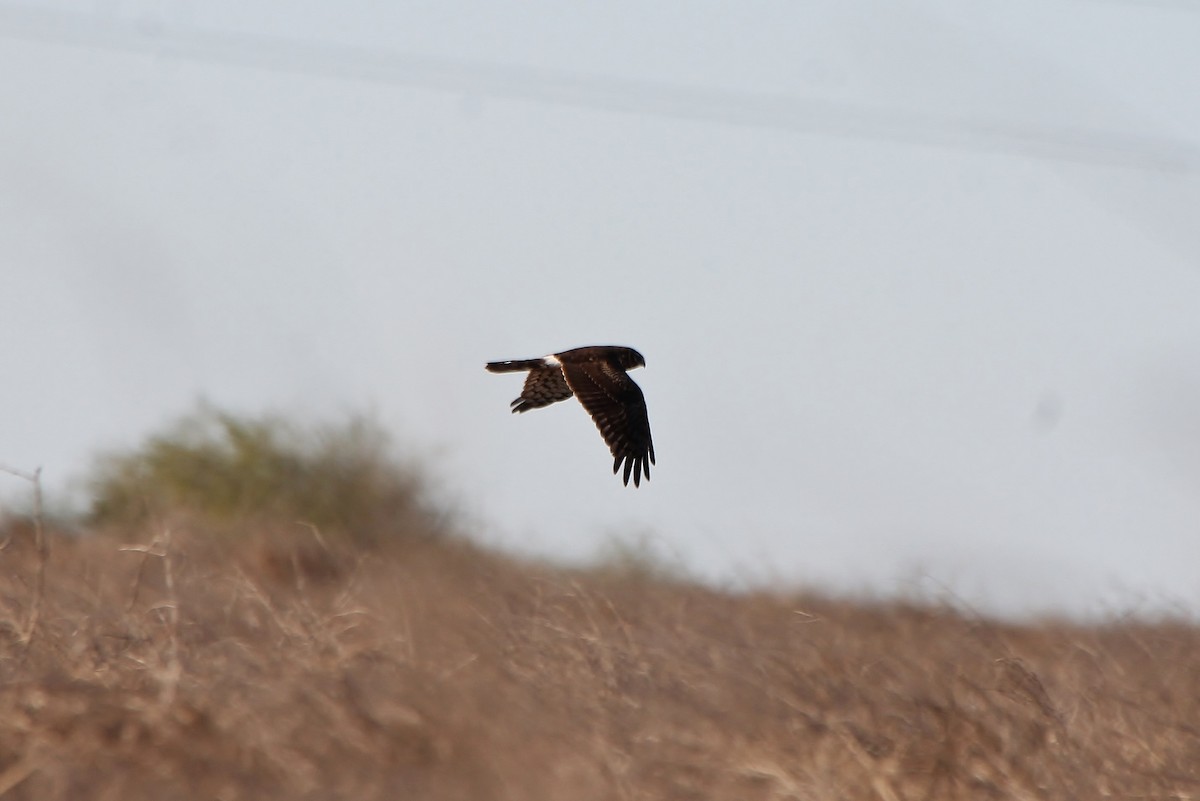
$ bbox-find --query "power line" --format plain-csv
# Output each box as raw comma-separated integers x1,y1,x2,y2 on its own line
0,4,1194,173
1082,0,1200,10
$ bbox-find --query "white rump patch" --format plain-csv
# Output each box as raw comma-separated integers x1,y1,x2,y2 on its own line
542,354,562,366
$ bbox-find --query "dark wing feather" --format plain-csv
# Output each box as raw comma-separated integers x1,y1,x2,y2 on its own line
511,366,573,413
560,359,655,487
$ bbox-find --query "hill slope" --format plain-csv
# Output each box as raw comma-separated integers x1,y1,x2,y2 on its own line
1,520,1197,800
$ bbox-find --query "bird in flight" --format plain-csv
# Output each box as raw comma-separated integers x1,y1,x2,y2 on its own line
486,345,656,487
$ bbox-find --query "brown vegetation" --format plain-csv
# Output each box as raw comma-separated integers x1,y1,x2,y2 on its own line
2,410,1197,799
1,511,1198,801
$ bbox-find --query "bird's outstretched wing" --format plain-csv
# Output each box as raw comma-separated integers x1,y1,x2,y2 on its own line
560,360,655,487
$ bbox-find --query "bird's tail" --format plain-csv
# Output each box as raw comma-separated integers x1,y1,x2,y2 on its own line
485,358,543,373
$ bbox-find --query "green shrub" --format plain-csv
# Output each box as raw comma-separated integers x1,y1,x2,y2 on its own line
87,405,436,540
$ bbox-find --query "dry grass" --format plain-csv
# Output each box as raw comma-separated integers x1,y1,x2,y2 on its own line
1,514,1198,801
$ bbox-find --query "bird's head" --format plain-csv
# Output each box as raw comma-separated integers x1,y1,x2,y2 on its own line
619,347,647,371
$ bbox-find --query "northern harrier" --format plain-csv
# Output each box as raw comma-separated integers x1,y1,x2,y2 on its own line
486,345,655,487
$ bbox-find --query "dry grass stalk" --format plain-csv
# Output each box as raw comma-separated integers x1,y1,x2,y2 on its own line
119,528,182,707
0,464,48,649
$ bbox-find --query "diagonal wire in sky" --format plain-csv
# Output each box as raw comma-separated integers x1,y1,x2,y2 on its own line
0,4,1195,173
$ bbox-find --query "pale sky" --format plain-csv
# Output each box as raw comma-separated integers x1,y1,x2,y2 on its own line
2,1,1198,618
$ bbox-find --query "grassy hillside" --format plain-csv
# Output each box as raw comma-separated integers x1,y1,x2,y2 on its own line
1,410,1197,799
1,515,1198,800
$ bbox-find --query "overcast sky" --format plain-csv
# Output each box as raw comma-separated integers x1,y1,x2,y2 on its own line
2,1,1198,618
